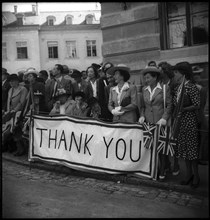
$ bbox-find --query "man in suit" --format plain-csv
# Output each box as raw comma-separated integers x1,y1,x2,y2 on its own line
98,62,115,122
2,68,11,112
45,64,73,112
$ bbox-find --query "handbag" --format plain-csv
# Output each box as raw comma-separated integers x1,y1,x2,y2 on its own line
121,96,140,119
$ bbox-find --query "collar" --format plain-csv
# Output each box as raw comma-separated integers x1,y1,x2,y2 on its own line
56,76,62,82
145,82,162,91
113,82,130,92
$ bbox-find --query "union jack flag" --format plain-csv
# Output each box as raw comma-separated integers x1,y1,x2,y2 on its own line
142,123,156,149
157,125,177,156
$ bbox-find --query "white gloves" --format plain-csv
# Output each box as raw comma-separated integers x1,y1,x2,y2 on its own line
138,116,145,124
156,118,167,126
111,106,124,116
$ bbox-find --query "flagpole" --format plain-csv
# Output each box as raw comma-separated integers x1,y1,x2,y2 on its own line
28,81,35,170
170,75,185,140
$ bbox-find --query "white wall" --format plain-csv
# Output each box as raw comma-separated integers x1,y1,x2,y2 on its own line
39,29,103,71
2,29,41,73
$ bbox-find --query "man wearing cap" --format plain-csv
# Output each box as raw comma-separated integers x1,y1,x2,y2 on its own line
192,65,208,165
71,69,93,102
2,68,11,112
45,64,73,112
108,64,139,123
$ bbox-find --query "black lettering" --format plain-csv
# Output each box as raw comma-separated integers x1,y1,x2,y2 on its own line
49,129,57,149
115,138,126,160
103,137,113,158
58,130,67,150
129,140,141,162
69,132,82,153
36,128,47,148
84,134,93,156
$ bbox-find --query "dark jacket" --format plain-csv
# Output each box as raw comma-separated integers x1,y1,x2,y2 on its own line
2,79,11,111
45,77,73,112
72,79,93,102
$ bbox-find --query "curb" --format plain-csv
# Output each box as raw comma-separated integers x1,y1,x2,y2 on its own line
2,153,208,198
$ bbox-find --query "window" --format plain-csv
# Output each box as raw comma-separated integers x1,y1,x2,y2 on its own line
86,15,94,24
48,19,54,26
66,41,77,58
48,41,58,58
17,17,23,25
160,2,208,49
16,41,28,59
47,16,56,26
2,42,7,60
86,40,97,57
66,15,73,25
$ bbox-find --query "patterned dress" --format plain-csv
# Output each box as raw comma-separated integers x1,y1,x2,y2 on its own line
173,81,200,160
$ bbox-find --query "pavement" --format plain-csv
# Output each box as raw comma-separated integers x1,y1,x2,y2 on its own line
2,151,209,198
3,160,209,218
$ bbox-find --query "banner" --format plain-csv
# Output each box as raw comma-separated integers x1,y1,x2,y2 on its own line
29,115,159,179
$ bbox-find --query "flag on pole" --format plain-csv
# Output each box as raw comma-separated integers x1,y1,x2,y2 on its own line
157,125,177,156
142,123,157,149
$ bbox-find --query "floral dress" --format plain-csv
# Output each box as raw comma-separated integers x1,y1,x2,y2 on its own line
173,81,200,160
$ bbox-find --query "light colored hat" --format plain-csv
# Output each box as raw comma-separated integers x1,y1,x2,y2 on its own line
192,65,204,74
106,64,130,76
25,68,39,75
34,90,43,96
141,66,161,75
55,88,67,97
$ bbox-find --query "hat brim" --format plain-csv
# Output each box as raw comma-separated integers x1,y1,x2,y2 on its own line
106,66,130,76
141,67,161,75
193,69,203,74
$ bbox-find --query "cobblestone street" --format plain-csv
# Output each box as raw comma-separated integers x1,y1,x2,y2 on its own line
2,160,209,218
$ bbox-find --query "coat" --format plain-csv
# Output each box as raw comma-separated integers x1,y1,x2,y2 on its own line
45,76,73,112
140,83,172,124
108,83,138,123
7,85,28,112
49,99,76,116
96,77,113,121
2,79,11,111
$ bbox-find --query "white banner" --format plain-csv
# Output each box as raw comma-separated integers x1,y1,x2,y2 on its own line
29,115,158,179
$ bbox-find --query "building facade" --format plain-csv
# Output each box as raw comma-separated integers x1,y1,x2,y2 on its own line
2,4,103,73
100,2,208,84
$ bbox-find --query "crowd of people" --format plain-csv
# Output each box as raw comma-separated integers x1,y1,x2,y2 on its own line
2,60,208,188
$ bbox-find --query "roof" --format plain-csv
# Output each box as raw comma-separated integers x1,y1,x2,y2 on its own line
2,11,17,26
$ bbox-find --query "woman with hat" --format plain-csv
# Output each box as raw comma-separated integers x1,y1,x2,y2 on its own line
139,66,173,180
172,61,201,188
5,73,28,156
6,74,28,113
2,68,11,112
192,65,208,165
49,88,75,116
107,64,138,123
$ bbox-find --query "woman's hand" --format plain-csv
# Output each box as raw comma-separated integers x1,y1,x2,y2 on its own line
111,107,124,116
157,118,167,126
138,116,145,124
